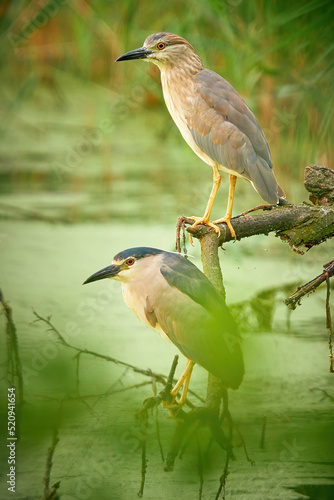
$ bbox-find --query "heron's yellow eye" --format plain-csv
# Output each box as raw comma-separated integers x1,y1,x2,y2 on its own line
157,42,165,50
126,258,135,266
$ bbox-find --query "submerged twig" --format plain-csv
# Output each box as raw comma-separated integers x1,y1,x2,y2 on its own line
42,429,60,500
136,356,180,497
285,260,334,310
285,261,334,373
326,272,334,373
259,415,267,449
310,387,334,402
139,355,180,412
197,436,204,500
137,413,148,498
0,289,24,438
152,378,165,462
32,310,203,403
215,450,230,500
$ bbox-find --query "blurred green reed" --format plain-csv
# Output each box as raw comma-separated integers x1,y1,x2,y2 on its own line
0,0,333,202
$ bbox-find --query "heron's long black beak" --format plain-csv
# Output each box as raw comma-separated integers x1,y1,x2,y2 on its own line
116,46,152,62
83,264,120,285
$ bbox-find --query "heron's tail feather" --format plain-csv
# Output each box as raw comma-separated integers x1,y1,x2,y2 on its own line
249,157,285,204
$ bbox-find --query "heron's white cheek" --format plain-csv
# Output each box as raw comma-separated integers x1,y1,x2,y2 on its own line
114,267,140,283
112,269,130,282
111,274,123,282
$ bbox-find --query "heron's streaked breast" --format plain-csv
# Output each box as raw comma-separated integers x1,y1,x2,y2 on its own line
161,70,216,169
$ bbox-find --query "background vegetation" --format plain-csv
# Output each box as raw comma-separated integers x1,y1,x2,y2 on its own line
0,0,333,223
0,2,333,499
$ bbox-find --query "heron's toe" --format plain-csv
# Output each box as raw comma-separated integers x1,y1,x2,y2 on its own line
188,216,221,236
213,216,236,240
161,399,184,417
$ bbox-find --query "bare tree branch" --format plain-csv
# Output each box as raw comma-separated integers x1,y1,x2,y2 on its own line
178,166,334,252
32,310,204,404
285,261,334,310
181,202,334,251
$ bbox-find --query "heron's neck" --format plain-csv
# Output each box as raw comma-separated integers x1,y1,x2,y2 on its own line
160,62,201,136
160,53,202,80
121,254,165,326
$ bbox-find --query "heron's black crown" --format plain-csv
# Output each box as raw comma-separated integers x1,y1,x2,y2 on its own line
113,247,164,263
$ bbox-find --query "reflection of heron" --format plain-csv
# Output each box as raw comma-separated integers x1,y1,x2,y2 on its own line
84,247,244,406
116,32,285,237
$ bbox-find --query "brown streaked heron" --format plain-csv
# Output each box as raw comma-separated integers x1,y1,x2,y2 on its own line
116,33,285,238
83,247,244,406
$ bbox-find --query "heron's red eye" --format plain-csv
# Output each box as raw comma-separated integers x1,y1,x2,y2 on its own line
126,258,135,266
157,42,165,50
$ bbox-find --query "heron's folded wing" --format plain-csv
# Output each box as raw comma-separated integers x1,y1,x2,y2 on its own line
191,69,272,167
160,253,237,334
159,254,244,388
187,70,280,203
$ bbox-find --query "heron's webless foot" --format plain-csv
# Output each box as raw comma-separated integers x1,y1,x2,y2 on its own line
189,216,221,235
161,358,194,411
213,215,236,240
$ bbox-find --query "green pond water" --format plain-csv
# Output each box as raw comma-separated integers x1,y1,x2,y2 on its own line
0,220,333,500
0,81,333,499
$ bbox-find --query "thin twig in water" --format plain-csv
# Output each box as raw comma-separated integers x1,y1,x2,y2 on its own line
137,414,148,498
32,310,204,403
42,481,61,500
42,429,60,500
234,425,254,465
33,310,166,381
35,381,153,405
139,355,179,412
152,378,165,462
0,289,24,438
310,387,334,402
75,352,81,393
197,436,204,500
215,450,230,500
259,415,267,449
285,260,334,310
325,272,334,373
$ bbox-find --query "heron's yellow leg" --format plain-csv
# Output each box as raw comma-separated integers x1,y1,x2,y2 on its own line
162,359,195,409
189,164,222,234
176,361,194,406
170,359,195,397
213,174,237,239
170,359,195,401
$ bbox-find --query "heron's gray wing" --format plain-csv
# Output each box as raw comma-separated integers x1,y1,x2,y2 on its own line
160,253,237,332
158,254,244,388
187,69,281,203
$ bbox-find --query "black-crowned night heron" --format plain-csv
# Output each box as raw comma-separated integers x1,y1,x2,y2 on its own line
116,33,285,238
84,247,244,406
